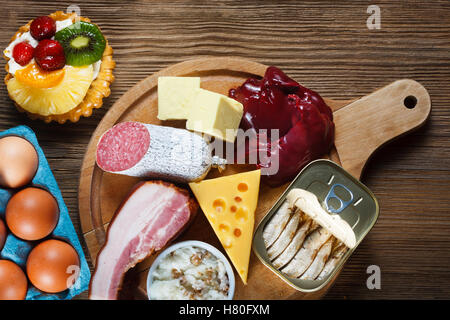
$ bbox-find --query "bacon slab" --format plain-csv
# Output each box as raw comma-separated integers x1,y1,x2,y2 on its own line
89,181,198,300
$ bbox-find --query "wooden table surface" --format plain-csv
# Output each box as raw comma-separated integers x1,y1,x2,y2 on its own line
1,0,449,300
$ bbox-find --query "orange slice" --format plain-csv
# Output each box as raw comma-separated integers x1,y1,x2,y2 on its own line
15,63,65,89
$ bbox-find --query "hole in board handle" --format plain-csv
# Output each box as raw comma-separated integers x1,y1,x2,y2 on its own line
404,95,417,109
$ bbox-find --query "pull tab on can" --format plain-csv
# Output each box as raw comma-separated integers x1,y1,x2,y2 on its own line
325,183,354,214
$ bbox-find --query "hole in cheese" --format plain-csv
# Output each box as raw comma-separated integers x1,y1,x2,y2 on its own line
223,237,233,248
234,196,242,202
219,223,230,233
235,207,248,222
237,183,248,192
230,205,237,212
212,199,226,213
234,228,242,237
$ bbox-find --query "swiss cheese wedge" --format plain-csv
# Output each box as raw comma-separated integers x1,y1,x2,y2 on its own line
189,169,261,284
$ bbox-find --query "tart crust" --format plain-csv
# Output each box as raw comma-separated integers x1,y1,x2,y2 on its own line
4,11,115,124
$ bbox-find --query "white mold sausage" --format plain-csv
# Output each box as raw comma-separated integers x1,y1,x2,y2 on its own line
96,121,226,183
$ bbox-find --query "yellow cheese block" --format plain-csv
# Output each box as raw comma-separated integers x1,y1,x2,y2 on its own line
186,88,243,143
189,169,261,284
157,76,200,120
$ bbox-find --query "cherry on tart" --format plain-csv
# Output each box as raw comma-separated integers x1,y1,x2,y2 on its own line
30,16,56,40
12,42,34,66
34,39,65,71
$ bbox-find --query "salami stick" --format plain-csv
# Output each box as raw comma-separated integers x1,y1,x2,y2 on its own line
96,121,226,182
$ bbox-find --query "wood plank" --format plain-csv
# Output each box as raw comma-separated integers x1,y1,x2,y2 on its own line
0,0,449,299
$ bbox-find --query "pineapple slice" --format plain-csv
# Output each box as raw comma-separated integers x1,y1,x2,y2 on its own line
7,65,94,116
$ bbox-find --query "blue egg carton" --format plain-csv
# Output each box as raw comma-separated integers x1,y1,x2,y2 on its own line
0,125,90,300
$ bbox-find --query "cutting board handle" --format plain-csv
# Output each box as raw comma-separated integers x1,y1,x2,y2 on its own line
333,79,431,179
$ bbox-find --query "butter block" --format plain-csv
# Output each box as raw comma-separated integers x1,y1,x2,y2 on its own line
186,88,243,143
157,77,201,120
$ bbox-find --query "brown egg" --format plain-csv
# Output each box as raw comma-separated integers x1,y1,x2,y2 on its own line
26,239,80,293
0,136,38,189
0,219,6,251
6,187,59,241
0,260,28,300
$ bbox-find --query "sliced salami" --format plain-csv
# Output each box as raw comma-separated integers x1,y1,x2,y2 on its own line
96,121,150,172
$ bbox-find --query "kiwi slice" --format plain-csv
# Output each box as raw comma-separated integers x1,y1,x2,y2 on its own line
55,21,106,66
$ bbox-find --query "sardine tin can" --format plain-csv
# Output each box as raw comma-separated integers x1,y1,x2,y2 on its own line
252,159,379,293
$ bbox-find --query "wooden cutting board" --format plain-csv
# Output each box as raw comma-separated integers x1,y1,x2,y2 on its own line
78,57,431,300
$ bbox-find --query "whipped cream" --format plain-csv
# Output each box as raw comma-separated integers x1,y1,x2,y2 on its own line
55,18,73,31
4,18,102,80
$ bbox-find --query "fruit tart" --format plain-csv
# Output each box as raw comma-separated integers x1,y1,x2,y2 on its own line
3,11,115,123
